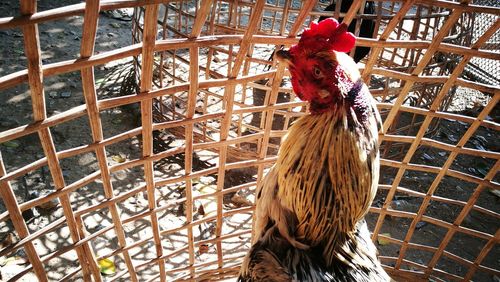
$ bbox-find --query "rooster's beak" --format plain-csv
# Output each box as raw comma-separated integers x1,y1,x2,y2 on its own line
275,49,292,66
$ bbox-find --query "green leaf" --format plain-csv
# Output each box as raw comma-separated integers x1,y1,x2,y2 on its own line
477,168,488,177
98,258,116,275
0,256,26,266
95,77,106,85
198,184,216,194
489,189,500,198
112,155,126,163
377,233,392,246
477,163,488,177
3,140,20,148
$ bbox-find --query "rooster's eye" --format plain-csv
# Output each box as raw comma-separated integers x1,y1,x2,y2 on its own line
313,66,323,78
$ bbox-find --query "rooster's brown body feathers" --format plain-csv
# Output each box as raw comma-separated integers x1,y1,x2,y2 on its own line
239,20,391,281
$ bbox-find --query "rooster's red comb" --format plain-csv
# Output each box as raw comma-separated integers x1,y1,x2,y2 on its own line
290,18,355,55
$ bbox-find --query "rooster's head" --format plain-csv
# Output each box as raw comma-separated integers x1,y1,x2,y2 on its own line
276,18,361,114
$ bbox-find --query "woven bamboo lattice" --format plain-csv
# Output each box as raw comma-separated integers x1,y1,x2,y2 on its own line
0,0,498,281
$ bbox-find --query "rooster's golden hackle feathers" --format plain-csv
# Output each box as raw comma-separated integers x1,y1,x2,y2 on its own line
239,18,391,282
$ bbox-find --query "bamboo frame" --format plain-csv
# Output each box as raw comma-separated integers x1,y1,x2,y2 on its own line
0,0,498,281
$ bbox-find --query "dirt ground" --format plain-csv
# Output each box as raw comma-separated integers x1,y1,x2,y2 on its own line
0,0,498,281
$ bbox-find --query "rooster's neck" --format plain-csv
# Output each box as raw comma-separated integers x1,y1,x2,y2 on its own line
310,78,370,125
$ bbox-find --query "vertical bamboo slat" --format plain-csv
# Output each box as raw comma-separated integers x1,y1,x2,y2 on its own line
0,157,47,281
139,4,167,281
213,0,266,269
183,0,214,278
19,1,92,280
79,0,139,280
75,214,102,282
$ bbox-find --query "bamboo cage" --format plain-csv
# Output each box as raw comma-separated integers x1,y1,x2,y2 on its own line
0,0,498,281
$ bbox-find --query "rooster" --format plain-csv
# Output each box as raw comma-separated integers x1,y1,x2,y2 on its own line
238,18,390,281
